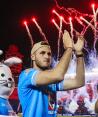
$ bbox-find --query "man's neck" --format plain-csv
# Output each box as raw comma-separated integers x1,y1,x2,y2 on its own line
33,66,43,71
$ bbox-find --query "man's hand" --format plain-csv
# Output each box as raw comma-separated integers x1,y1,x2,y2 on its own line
73,33,84,54
63,30,73,49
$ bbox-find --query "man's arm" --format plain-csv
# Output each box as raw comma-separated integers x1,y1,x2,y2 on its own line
63,55,85,90
63,33,85,90
35,30,73,86
95,99,98,113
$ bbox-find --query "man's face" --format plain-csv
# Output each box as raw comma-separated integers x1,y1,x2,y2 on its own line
32,46,52,70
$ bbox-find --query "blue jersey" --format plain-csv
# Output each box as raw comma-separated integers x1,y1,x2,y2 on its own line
0,98,14,115
18,68,64,117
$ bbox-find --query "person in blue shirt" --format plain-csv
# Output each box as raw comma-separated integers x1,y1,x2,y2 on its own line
18,30,85,117
95,85,98,115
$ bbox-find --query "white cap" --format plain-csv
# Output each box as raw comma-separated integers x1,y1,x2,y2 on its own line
31,41,51,55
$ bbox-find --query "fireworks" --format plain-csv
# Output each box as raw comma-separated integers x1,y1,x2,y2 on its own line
23,20,34,47
22,1,98,61
31,18,48,42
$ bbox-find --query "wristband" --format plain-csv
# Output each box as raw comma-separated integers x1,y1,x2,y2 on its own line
76,54,84,58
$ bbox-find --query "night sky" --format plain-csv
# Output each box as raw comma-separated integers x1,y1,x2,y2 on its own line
0,0,98,66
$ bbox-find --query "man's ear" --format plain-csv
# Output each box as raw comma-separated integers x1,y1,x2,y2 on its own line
31,54,35,61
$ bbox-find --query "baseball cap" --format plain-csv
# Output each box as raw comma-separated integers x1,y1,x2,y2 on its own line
31,41,51,55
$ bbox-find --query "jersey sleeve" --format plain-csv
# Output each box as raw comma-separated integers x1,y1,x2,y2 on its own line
18,69,39,87
31,70,39,86
56,80,64,91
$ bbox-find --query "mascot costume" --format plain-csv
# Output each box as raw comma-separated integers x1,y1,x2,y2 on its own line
0,50,22,116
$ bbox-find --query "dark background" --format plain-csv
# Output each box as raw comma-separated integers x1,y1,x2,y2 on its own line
0,0,98,67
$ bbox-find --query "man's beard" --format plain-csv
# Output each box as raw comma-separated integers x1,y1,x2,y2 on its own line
35,60,51,70
37,65,50,70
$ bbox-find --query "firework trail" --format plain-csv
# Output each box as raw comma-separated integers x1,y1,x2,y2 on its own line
32,18,48,42
24,21,34,47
